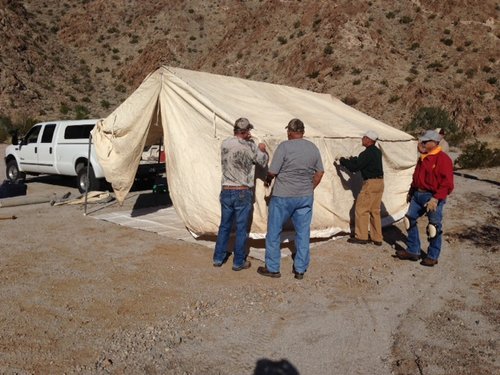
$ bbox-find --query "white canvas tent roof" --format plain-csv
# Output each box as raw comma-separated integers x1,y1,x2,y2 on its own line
92,66,417,238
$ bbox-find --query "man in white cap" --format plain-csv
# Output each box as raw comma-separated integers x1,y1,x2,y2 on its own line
213,118,269,271
397,129,454,267
338,130,384,246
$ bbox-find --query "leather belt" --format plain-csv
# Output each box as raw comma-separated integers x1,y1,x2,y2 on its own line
222,186,249,190
417,188,431,193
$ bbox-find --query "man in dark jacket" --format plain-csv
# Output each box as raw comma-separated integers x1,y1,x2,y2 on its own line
338,130,384,246
396,130,454,266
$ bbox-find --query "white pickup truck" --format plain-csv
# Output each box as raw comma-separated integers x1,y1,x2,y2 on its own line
4,119,165,193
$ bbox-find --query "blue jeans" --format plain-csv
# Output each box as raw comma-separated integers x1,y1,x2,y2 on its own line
406,191,445,260
265,195,314,273
213,189,253,268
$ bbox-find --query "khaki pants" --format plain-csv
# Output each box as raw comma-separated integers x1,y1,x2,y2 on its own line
354,179,384,242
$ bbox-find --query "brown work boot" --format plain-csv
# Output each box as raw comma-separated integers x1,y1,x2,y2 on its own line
421,257,438,267
396,249,420,261
257,266,281,278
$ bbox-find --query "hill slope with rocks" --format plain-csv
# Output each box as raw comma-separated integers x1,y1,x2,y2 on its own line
0,0,498,137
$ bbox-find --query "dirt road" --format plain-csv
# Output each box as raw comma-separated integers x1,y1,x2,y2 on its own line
0,143,498,374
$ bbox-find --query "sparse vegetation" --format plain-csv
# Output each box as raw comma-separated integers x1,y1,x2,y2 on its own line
277,36,287,45
455,141,500,169
399,16,412,24
427,61,443,70
60,102,70,115
342,96,358,106
441,38,453,46
409,42,419,50
324,44,333,55
487,77,497,85
406,107,467,146
388,95,400,103
307,71,319,79
101,100,111,109
74,105,90,120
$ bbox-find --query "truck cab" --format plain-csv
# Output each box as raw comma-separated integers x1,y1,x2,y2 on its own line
4,119,104,192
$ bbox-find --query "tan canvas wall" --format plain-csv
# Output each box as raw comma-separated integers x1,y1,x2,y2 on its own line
93,66,417,238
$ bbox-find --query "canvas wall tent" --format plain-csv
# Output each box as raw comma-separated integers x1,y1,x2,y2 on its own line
92,66,417,238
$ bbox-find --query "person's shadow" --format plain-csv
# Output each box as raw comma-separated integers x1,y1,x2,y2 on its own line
254,358,300,375
333,160,363,233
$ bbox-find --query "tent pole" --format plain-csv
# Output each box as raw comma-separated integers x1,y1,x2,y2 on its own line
83,133,92,216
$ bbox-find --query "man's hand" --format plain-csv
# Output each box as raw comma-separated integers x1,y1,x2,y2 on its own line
258,143,266,152
425,197,438,212
264,174,274,188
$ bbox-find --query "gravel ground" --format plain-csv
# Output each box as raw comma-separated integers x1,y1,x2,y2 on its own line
0,143,499,374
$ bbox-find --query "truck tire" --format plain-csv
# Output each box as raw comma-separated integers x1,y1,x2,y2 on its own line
6,159,26,182
77,165,102,193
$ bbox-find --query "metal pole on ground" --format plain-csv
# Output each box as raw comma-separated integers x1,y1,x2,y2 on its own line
84,133,92,216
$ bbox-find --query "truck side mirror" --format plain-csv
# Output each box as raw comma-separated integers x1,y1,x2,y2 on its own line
9,130,19,145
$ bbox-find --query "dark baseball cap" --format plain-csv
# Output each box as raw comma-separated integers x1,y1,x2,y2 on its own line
234,118,254,131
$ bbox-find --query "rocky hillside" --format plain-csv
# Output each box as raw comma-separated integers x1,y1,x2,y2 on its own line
0,0,498,136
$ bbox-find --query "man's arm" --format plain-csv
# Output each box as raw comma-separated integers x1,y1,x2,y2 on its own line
312,171,324,189
253,143,269,168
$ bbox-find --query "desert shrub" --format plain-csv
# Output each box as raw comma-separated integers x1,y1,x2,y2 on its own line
465,68,476,78
388,95,400,103
0,115,37,141
324,44,333,55
487,77,497,85
115,84,126,93
352,79,361,85
312,18,321,31
441,38,453,46
399,16,412,24
455,141,500,169
277,36,287,45
293,20,300,29
74,105,90,120
101,100,111,109
482,66,492,73
342,96,358,106
406,106,459,138
0,115,13,142
60,102,70,114
307,71,319,79
351,67,362,75
386,11,396,19
409,42,420,50
427,61,443,69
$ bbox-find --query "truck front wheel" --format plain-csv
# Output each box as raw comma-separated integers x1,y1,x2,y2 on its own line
77,165,102,193
6,159,26,182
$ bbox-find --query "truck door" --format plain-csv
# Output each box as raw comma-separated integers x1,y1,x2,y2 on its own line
18,125,42,173
37,123,57,174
